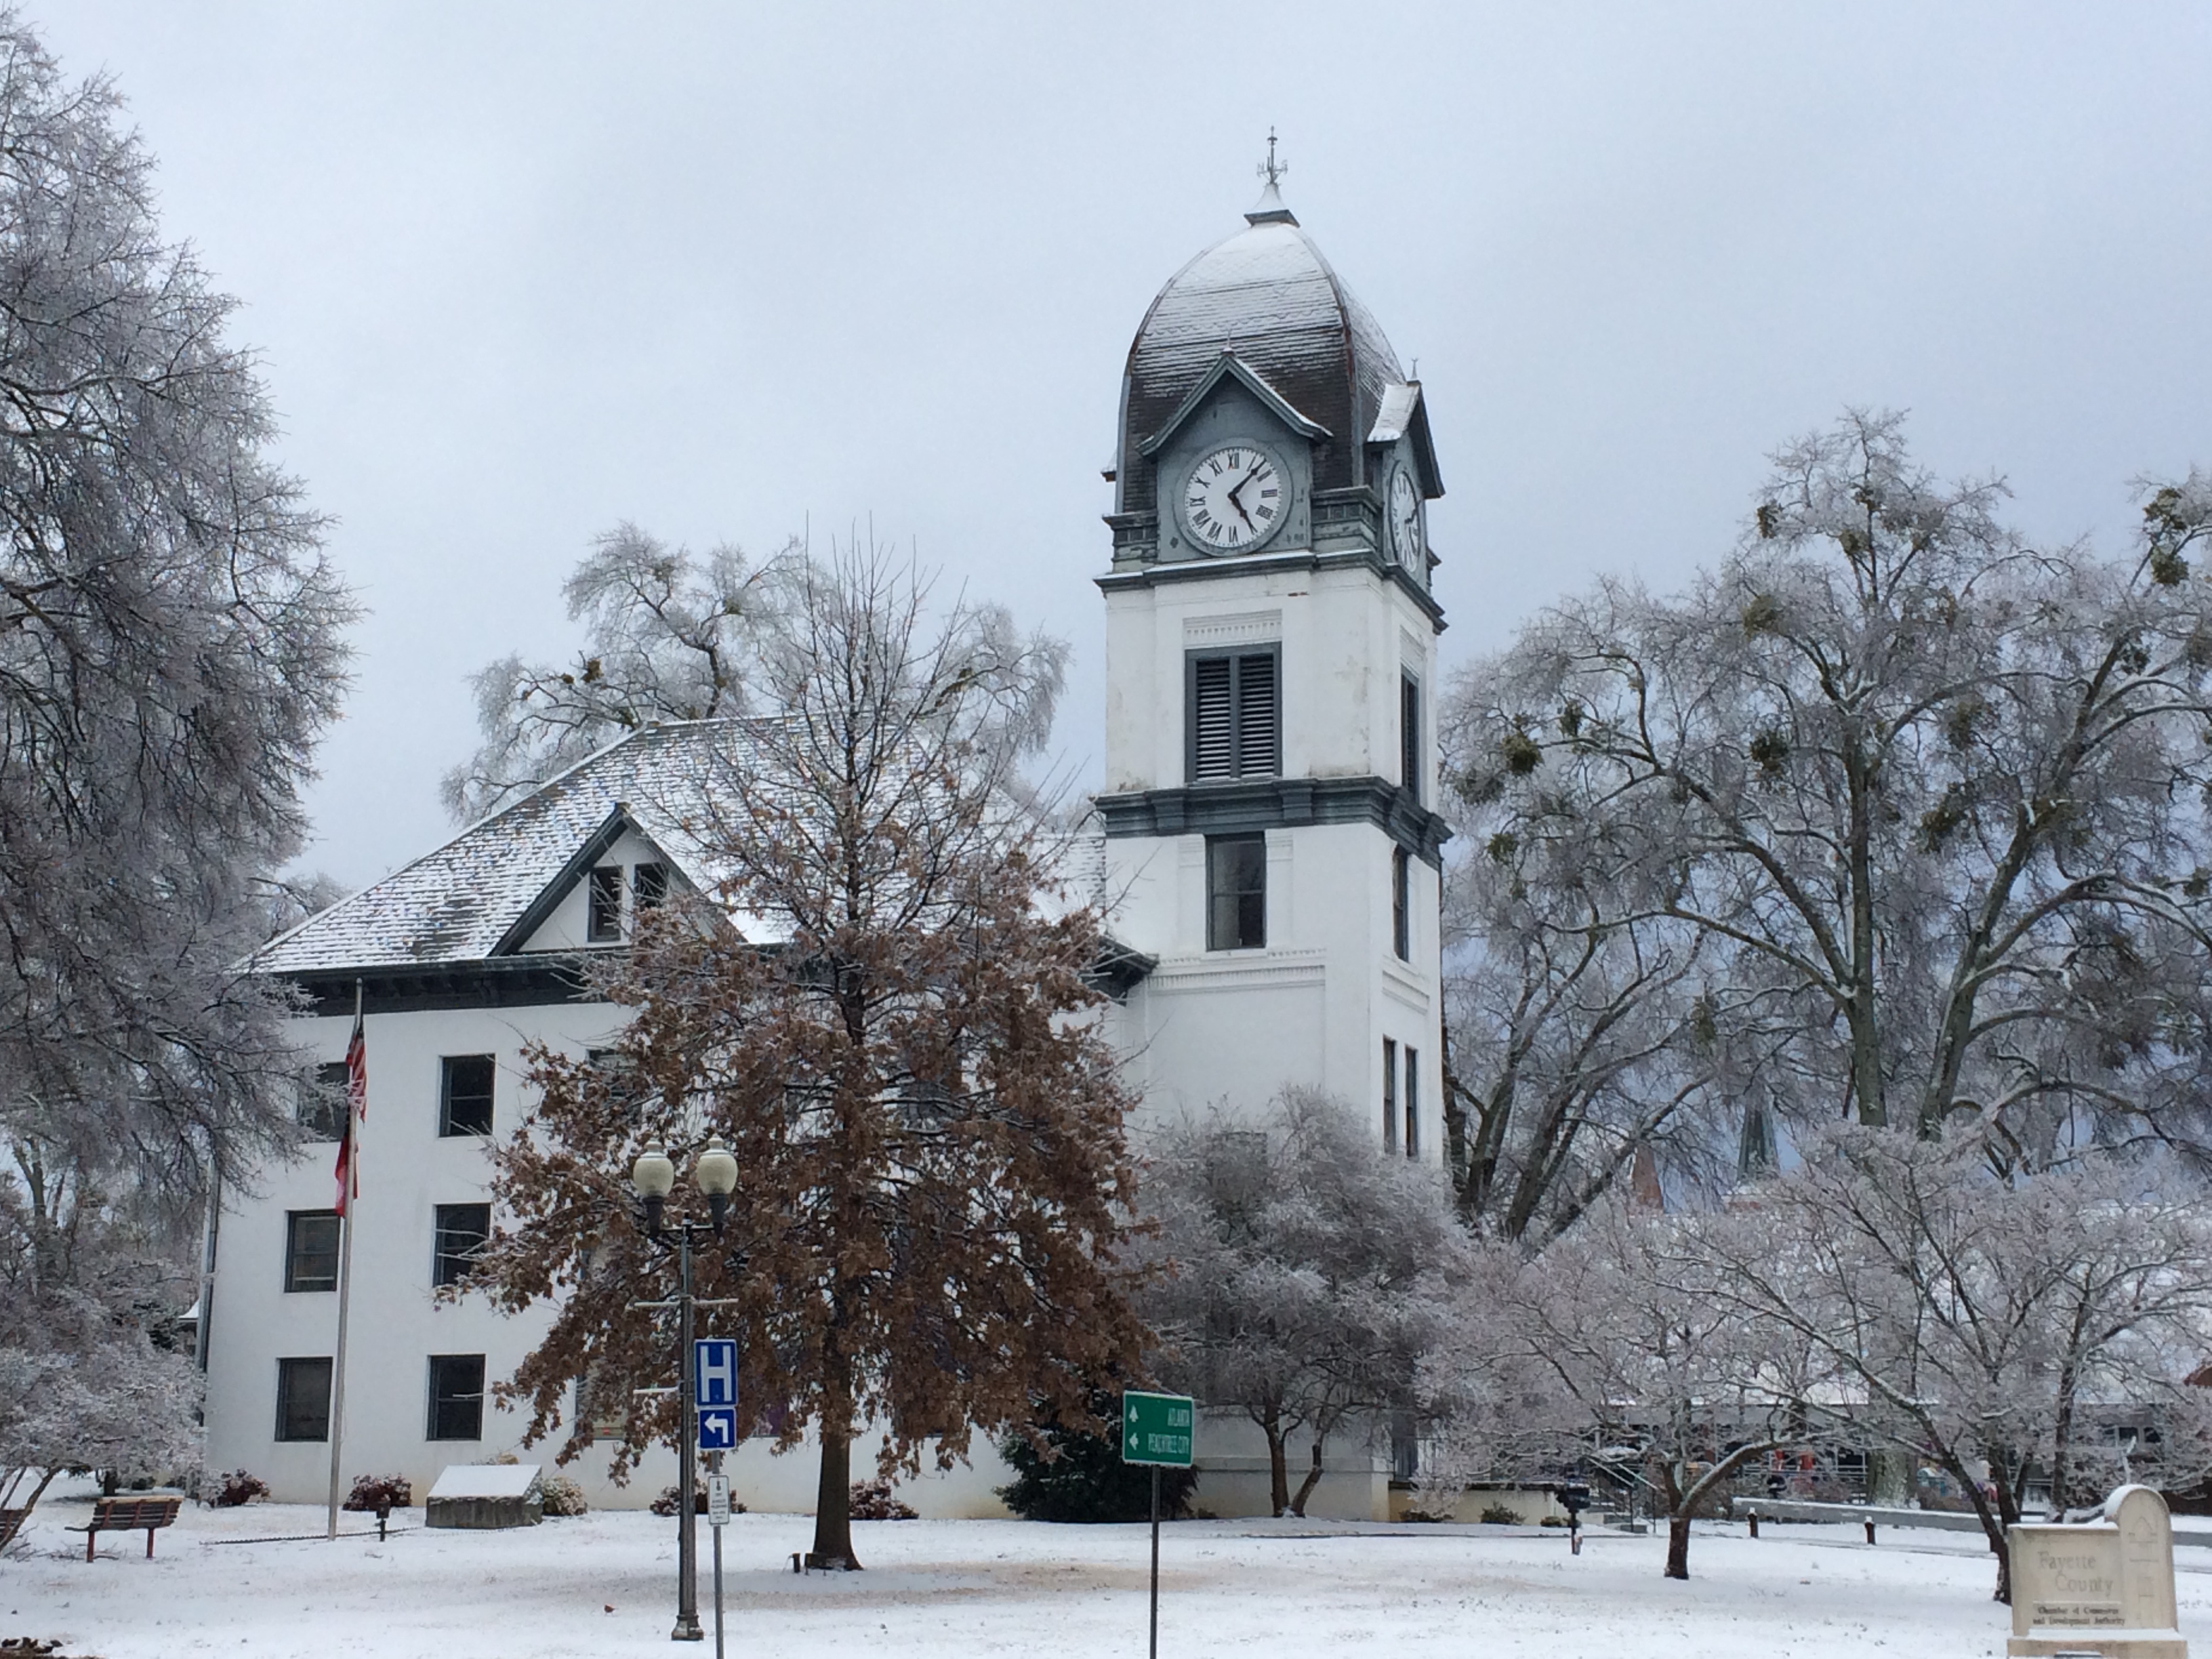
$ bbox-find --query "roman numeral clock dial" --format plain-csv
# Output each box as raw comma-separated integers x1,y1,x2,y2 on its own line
1181,445,1284,553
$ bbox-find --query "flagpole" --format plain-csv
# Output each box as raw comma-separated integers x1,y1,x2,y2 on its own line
325,980,363,1540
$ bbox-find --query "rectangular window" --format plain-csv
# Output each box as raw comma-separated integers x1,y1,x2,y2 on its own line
298,1061,349,1141
1382,1037,1399,1153
1401,672,1421,801
427,1353,487,1441
632,862,668,912
440,1054,496,1137
1405,1047,1420,1159
275,1356,333,1442
587,865,623,943
1188,647,1279,781
1206,834,1267,951
432,1203,492,1288
284,1210,341,1293
1392,847,1411,961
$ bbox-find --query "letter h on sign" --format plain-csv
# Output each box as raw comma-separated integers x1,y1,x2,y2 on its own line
694,1339,737,1408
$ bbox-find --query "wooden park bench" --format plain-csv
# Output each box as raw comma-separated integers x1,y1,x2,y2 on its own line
66,1494,183,1561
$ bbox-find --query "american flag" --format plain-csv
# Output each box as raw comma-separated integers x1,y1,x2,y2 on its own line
333,1008,366,1216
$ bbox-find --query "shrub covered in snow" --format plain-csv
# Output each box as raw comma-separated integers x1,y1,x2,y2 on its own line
342,1475,411,1512
847,1477,916,1521
211,1471,270,1508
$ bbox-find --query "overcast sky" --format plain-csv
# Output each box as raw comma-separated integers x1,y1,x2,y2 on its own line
39,2,2212,889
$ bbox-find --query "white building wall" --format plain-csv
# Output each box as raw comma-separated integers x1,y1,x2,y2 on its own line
204,998,1021,1517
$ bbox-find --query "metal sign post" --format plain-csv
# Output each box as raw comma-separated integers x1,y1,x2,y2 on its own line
1120,1390,1195,1659
706,1462,731,1659
695,1340,738,1659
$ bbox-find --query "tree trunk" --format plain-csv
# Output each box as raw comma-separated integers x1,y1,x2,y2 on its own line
810,1419,860,1570
1665,1510,1692,1580
1261,1406,1290,1517
1288,1435,1326,1518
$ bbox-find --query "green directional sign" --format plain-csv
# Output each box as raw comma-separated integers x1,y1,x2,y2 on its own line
1121,1389,1195,1468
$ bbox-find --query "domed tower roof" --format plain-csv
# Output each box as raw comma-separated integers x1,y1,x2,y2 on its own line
1114,192,1408,515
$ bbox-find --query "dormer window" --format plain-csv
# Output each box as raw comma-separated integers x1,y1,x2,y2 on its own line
587,865,623,943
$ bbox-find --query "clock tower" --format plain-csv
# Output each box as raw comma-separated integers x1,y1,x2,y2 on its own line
1096,153,1449,1161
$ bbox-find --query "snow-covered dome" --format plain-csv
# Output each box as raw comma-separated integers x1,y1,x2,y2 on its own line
1114,188,1406,514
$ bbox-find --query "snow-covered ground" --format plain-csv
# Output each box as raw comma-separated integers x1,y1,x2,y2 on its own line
9,1498,2211,1658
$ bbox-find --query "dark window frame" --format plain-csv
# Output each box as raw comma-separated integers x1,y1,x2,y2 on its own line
276,1355,333,1443
1392,846,1412,961
1382,1037,1399,1153
1205,833,1267,951
632,861,669,912
1400,671,1422,802
427,1353,487,1441
284,1209,341,1293
1185,644,1282,783
1405,1046,1420,1159
586,865,624,943
439,1054,496,1137
298,1061,349,1141
432,1202,493,1288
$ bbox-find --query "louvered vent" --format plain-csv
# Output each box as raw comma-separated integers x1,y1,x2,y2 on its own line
1192,657,1234,779
1236,653,1277,777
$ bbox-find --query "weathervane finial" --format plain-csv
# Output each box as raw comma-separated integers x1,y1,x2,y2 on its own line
1258,127,1288,190
1245,128,1298,226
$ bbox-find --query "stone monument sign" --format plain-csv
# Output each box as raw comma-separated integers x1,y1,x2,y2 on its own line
2008,1484,2186,1659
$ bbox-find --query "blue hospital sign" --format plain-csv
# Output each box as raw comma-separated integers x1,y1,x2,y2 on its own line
694,1338,737,1408
697,1406,737,1451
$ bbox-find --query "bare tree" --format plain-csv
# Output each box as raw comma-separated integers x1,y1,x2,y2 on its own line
470,543,1136,1570
1426,1202,1822,1580
1705,1130,2212,1602
442,524,787,820
1142,1090,1465,1516
0,12,352,1526
1450,413,2212,1158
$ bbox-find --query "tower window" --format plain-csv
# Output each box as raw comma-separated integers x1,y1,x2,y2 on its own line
1206,834,1267,951
1188,647,1279,781
1405,1047,1420,1159
1400,672,1421,802
587,865,623,942
1382,1038,1399,1153
440,1055,496,1137
1392,847,1411,961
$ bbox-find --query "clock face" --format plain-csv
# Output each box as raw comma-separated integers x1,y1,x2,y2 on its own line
1388,466,1423,565
1181,445,1285,553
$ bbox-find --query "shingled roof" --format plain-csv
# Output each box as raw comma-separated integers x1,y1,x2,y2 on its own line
253,720,743,976
1115,205,1405,515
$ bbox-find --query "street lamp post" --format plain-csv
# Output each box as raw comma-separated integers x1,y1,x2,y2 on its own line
631,1139,740,1645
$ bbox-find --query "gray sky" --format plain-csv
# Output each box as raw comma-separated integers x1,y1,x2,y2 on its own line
41,2,2212,889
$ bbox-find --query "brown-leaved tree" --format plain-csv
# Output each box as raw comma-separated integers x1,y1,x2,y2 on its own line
470,545,1146,1569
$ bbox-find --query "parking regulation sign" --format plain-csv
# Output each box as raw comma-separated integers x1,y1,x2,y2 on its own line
1120,1390,1195,1467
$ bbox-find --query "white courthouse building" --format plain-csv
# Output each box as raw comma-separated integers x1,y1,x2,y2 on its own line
204,176,1450,1520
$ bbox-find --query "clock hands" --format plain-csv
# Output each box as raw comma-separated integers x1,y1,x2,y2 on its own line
1226,462,1265,531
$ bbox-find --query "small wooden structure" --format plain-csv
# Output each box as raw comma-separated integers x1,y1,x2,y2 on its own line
66,1494,184,1561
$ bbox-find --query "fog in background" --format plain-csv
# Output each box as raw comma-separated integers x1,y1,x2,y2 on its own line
41,2,2212,888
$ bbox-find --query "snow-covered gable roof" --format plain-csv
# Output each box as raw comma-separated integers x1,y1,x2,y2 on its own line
254,721,749,977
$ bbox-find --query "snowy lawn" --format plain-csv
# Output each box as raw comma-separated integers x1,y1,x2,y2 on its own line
9,1500,2211,1658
